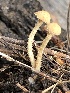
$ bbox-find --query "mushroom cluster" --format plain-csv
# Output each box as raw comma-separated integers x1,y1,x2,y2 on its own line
28,10,51,68
28,10,61,72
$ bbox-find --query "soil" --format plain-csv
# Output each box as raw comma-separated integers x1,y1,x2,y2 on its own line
0,0,70,93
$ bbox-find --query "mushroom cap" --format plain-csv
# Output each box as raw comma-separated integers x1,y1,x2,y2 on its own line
34,10,51,24
47,23,61,35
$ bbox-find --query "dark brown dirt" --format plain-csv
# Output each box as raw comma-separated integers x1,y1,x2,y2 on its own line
0,0,70,93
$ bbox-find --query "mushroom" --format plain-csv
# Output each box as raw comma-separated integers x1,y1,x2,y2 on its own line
35,22,61,71
28,10,51,68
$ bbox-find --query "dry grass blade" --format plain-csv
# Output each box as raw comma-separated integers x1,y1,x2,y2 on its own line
51,82,59,93
42,73,70,93
16,83,29,93
42,83,57,93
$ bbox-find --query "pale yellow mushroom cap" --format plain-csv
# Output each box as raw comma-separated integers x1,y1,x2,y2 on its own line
34,10,51,24
47,23,61,35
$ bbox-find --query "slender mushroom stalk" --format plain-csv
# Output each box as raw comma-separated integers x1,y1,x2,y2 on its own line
35,23,61,72
28,10,51,68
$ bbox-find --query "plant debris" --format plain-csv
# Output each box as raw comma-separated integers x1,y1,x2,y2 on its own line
0,0,70,93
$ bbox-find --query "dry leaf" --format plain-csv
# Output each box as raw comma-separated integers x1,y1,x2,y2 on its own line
56,58,64,65
65,91,70,93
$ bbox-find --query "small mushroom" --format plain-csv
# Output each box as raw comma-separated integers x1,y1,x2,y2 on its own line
35,22,61,71
28,10,51,68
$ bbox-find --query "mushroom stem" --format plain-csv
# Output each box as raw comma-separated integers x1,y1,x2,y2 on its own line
35,34,52,71
28,20,43,68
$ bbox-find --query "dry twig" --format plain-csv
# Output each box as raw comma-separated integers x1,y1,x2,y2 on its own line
67,3,70,51
16,83,29,93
